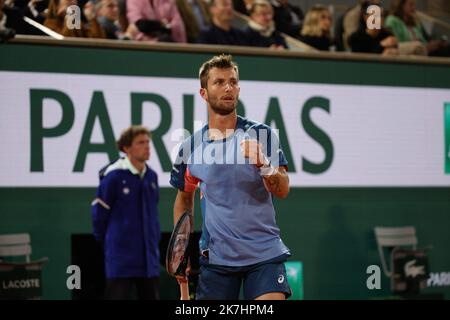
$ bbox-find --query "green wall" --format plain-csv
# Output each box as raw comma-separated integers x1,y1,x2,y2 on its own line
0,187,449,299
1,43,450,88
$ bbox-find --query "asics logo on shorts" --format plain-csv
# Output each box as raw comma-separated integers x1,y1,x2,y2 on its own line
278,275,284,283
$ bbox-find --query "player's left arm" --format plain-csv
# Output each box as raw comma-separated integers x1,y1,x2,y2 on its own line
241,139,290,199
262,166,290,199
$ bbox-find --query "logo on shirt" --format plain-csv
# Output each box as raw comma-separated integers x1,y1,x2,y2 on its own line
123,187,130,195
278,275,285,284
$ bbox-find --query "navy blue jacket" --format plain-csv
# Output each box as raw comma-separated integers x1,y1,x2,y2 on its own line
91,158,160,278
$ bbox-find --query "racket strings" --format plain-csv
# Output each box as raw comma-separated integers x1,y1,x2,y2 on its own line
166,212,192,276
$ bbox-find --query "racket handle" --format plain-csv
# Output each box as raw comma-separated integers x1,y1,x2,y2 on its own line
180,281,190,300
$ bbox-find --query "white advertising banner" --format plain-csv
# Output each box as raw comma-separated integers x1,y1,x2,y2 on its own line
0,71,449,187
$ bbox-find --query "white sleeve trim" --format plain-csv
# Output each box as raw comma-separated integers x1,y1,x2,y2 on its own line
91,198,111,210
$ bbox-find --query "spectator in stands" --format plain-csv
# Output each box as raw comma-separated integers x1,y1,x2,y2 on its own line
1,0,19,39
24,0,48,25
341,0,381,51
271,0,303,38
300,4,333,51
96,0,137,39
333,6,350,51
197,0,249,46
349,1,398,55
44,0,106,38
126,0,187,43
176,0,210,43
385,0,449,57
245,0,287,49
0,0,43,36
117,0,129,32
233,0,253,15
2,0,28,13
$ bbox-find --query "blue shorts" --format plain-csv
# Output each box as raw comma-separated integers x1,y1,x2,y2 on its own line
195,253,291,300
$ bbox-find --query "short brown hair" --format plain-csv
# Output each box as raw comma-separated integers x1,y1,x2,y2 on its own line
199,54,239,88
117,125,151,152
249,0,272,16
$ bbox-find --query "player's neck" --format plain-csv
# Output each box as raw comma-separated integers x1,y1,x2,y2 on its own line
208,111,237,140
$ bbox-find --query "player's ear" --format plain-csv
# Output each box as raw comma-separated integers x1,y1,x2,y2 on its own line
199,87,208,101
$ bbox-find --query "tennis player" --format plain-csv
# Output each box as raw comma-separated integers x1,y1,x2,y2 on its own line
170,54,291,300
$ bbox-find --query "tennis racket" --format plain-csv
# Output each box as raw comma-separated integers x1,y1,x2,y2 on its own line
166,210,193,300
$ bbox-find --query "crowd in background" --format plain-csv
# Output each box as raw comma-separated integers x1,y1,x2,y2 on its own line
0,0,449,57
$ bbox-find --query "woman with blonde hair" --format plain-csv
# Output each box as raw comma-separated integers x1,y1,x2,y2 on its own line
300,4,333,51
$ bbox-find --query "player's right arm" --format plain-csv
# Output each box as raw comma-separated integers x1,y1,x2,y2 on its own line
170,143,200,225
173,190,195,225
171,165,199,225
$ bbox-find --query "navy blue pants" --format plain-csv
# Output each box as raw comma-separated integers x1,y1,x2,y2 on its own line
196,254,291,300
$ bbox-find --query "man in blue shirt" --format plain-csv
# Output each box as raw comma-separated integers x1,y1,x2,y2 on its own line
170,54,291,300
92,126,160,300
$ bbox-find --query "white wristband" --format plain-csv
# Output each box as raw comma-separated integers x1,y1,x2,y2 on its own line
259,165,277,176
258,154,277,176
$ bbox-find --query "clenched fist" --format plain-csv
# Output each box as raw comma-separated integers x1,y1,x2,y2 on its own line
240,139,265,167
